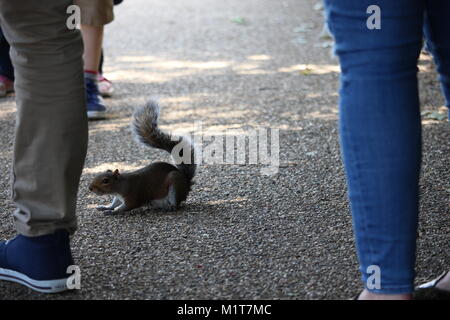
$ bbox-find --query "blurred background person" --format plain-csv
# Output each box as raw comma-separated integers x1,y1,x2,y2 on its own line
75,0,114,119
0,0,124,119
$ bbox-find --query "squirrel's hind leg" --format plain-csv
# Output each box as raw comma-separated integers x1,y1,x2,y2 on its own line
150,169,190,211
167,170,189,206
167,184,177,207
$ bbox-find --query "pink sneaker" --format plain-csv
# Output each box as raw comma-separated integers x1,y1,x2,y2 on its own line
98,74,114,97
0,75,14,97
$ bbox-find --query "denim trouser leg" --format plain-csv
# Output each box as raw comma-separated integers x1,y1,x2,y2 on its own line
324,0,424,294
424,0,450,119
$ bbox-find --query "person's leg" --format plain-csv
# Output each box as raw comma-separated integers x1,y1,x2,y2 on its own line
81,24,104,72
99,48,104,74
324,0,424,299
76,0,113,72
75,0,114,119
424,0,450,120
0,0,87,292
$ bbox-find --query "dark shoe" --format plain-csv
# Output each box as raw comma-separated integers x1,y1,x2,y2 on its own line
0,230,74,293
85,76,107,119
414,272,450,300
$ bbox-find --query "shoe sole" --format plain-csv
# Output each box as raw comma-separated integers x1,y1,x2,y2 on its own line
87,110,107,120
0,267,69,293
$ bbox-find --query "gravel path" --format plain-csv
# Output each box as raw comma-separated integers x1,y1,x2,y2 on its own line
0,0,448,299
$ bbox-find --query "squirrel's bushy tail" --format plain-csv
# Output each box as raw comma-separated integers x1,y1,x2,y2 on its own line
132,99,196,183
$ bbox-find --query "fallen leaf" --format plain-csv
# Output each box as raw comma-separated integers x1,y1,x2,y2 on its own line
300,68,313,75
231,17,248,25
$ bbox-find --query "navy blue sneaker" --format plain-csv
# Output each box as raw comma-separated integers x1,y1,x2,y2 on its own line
0,230,74,293
85,76,107,120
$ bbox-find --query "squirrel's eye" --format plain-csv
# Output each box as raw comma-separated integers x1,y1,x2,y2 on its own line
102,178,109,184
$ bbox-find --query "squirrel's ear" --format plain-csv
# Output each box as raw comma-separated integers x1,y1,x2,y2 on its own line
113,169,120,176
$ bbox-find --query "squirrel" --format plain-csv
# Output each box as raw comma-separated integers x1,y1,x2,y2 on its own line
89,100,196,215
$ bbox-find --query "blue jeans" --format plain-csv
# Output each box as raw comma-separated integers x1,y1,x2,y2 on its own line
324,0,450,294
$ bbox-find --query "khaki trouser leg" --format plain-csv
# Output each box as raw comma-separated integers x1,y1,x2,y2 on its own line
0,0,88,236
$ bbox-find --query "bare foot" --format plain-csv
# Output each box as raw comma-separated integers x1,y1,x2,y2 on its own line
358,289,412,300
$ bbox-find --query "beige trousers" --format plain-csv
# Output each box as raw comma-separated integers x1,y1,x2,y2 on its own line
0,0,88,236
